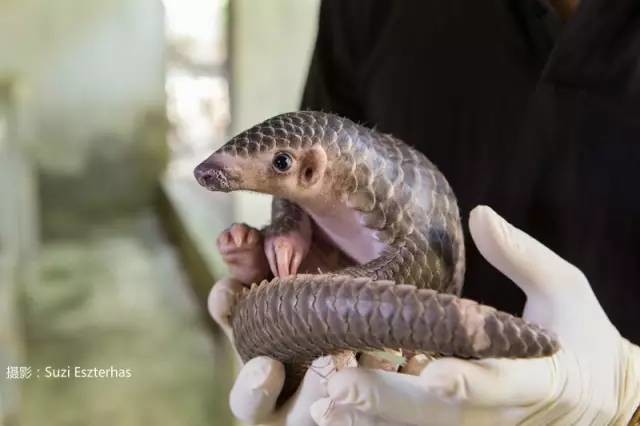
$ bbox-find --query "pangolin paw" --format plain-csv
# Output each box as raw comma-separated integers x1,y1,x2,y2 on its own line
264,231,311,278
217,223,270,285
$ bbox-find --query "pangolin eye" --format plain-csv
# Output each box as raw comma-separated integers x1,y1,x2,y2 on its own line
272,152,293,172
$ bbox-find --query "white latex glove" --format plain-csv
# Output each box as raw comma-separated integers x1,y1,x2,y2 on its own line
309,205,640,426
208,277,333,426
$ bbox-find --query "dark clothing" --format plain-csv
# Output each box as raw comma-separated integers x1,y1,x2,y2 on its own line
301,0,640,343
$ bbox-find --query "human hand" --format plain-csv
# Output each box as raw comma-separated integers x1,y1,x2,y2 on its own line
209,277,332,426
309,205,640,425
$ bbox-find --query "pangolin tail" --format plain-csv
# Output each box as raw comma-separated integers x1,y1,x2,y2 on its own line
231,274,559,404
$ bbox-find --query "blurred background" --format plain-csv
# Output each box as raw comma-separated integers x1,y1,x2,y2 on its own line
0,0,319,424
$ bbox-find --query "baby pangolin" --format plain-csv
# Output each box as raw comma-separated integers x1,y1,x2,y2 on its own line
194,111,558,403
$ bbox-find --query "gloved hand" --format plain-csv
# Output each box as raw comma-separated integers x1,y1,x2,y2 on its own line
309,205,640,425
208,277,333,426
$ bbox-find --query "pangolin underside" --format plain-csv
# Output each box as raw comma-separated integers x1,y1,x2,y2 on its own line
195,111,559,403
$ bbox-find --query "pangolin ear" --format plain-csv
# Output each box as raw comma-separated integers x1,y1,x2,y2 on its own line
299,145,327,188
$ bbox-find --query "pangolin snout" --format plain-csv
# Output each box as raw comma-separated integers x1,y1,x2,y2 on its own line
194,156,236,192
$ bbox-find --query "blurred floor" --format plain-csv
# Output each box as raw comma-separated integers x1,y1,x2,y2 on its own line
18,211,233,426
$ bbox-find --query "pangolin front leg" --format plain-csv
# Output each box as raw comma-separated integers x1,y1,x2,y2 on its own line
217,223,270,285
263,198,312,277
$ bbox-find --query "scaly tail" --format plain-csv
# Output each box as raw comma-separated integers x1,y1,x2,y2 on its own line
231,274,559,403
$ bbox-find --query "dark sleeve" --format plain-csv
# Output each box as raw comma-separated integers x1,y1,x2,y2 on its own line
526,0,640,342
543,0,640,98
300,0,395,121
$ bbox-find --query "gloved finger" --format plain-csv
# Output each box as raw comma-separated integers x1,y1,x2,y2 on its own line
278,355,336,426
310,397,412,426
321,367,451,425
229,356,285,425
468,206,601,323
469,205,588,298
323,359,556,424
208,277,244,342
419,356,554,407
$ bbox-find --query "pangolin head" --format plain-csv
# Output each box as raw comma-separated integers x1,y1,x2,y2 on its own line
194,111,353,205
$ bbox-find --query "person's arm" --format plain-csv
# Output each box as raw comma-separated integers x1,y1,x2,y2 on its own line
301,0,393,122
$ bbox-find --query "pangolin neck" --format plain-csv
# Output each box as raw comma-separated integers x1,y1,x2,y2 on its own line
302,201,386,265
